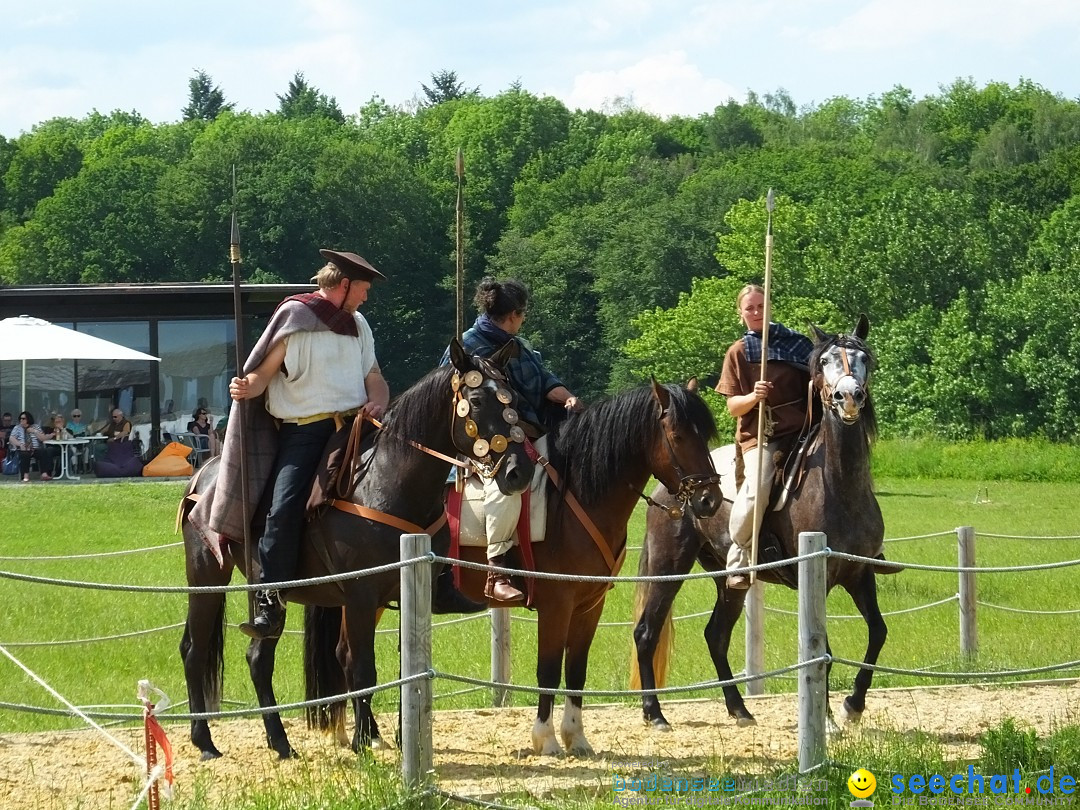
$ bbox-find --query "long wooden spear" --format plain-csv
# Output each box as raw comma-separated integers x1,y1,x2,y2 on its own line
455,147,465,340
229,166,253,619
749,188,775,586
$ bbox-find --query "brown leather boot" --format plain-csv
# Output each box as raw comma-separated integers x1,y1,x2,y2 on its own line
484,555,524,602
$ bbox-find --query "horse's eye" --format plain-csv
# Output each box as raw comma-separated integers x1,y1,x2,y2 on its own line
820,356,829,366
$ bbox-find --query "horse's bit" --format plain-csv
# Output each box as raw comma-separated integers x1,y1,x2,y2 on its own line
638,401,720,520
451,368,526,480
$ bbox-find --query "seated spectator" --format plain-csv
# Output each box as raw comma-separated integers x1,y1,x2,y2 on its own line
186,407,221,457
66,409,88,437
8,411,54,482
104,408,132,442
0,412,12,465
95,407,143,478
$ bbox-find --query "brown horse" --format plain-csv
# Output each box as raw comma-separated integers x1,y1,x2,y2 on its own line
453,380,720,754
178,340,534,758
630,317,889,731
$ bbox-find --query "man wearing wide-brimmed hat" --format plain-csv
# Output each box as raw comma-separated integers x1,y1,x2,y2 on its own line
201,247,389,639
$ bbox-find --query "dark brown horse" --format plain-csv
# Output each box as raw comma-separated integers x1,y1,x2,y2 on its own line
178,340,534,758
376,379,720,755
630,317,889,731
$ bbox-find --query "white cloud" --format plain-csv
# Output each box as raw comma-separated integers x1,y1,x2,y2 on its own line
564,51,741,117
810,0,1080,52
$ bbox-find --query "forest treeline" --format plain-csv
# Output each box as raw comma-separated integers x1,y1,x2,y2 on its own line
2,73,1080,441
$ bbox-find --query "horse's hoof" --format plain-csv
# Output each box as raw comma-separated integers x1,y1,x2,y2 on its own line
199,748,223,761
646,717,673,732
533,738,563,756
841,699,864,726
370,736,390,751
729,709,757,727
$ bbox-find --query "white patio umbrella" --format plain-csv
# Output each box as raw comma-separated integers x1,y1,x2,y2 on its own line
0,315,160,411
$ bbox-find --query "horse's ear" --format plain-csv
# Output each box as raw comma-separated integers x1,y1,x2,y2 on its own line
809,323,829,344
854,314,870,340
489,338,520,369
651,376,671,417
687,376,699,392
448,338,470,372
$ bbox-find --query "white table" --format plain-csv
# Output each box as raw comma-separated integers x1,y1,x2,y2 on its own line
44,438,90,480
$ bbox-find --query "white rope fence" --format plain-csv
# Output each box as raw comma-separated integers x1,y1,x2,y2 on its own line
5,524,1080,795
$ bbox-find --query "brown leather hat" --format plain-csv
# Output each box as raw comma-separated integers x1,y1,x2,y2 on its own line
317,248,387,283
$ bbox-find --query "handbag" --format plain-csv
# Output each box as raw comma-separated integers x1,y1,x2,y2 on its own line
3,451,19,475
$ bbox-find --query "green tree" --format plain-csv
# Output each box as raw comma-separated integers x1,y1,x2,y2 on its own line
182,70,235,121
420,70,478,106
276,72,345,123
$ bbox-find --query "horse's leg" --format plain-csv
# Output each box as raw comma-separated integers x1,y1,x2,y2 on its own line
344,606,383,751
702,575,756,726
840,569,888,725
180,534,232,760
560,598,605,756
632,518,704,730
180,589,228,759
246,632,296,759
533,605,571,756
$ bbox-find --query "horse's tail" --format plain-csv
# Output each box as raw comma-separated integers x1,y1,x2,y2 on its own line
304,605,347,738
179,598,225,713
628,538,675,690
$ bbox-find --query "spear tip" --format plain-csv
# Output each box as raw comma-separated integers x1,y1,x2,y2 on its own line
766,187,775,212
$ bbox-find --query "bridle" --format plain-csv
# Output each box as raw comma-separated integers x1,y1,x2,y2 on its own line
638,400,720,520
450,365,527,480
817,337,872,421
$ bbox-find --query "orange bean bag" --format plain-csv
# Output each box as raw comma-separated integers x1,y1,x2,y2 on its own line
142,441,194,477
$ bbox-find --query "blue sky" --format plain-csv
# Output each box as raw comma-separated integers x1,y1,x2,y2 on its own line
3,0,1079,138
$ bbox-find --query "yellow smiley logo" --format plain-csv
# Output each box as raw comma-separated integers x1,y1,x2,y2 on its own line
847,768,877,799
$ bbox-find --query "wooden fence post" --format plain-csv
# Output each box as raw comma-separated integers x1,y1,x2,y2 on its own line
744,581,765,695
957,526,978,658
490,607,511,707
797,531,827,774
400,533,433,793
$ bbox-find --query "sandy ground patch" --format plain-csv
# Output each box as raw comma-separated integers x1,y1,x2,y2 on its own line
3,681,1078,808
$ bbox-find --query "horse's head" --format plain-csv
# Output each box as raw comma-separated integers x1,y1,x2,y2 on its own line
810,314,876,429
647,378,721,519
447,338,535,496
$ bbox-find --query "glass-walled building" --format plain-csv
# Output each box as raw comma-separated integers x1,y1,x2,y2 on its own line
0,283,308,456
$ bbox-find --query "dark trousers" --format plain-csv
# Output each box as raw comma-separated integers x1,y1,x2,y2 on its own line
256,419,336,585
18,446,54,476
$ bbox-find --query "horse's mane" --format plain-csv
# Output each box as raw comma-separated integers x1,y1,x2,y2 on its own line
379,364,454,444
550,383,719,506
810,332,877,441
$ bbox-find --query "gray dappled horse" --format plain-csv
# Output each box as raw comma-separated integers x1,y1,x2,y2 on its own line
631,316,890,731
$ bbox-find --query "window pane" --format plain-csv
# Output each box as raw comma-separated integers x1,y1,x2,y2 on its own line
158,320,236,438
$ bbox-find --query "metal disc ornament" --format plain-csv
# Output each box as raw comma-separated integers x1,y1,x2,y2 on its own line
490,434,508,453
463,370,484,388
496,388,513,404
502,408,518,425
667,505,683,519
464,419,478,438
509,425,525,443
472,438,490,457
456,399,470,417
450,373,462,392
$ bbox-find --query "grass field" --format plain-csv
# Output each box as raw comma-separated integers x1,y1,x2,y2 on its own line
2,443,1080,809
1,473,1078,732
